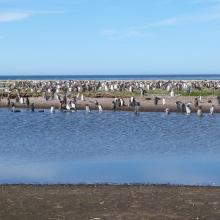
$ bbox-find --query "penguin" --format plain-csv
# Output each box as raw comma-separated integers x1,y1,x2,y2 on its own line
98,103,103,112
165,108,170,115
66,103,71,111
50,105,55,114
31,103,35,112
185,103,192,115
197,106,203,117
81,94,85,101
134,106,140,115
170,89,175,97
71,102,76,111
210,105,215,115
85,104,91,113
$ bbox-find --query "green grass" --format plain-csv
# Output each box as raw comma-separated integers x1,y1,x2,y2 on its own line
177,89,220,97
1,88,220,99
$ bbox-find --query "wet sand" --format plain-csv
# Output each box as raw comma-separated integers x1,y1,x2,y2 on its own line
0,184,220,220
0,96,220,112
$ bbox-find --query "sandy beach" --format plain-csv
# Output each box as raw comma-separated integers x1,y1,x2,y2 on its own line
0,184,220,220
1,79,220,113
0,95,220,112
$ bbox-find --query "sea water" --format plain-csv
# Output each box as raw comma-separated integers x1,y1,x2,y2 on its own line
0,109,220,185
1,74,220,80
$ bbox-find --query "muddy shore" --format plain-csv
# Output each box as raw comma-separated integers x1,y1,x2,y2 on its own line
0,96,220,112
0,184,220,220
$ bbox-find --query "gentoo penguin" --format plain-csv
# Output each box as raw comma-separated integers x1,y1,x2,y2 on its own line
210,105,215,115
162,97,166,105
197,106,203,117
50,106,55,113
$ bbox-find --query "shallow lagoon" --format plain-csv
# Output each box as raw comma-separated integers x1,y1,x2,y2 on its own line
0,109,220,185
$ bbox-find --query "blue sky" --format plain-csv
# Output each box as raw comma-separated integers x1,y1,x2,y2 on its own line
0,0,220,75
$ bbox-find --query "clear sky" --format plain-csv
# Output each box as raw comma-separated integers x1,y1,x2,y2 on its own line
0,0,220,75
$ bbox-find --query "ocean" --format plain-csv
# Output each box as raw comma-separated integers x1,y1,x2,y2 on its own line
1,74,220,80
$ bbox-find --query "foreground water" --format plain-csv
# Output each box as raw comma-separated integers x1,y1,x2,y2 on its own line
0,109,220,185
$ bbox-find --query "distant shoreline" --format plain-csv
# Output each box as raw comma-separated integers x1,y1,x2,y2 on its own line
1,74,220,80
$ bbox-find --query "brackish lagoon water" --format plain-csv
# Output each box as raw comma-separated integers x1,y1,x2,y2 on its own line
0,109,220,185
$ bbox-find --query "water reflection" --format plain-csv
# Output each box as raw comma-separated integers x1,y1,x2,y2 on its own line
0,109,220,185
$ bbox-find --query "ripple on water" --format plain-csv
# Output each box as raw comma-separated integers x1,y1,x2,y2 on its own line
0,109,220,184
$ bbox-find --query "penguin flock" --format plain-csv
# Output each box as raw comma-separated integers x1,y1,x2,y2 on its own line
9,97,216,117
1,79,220,98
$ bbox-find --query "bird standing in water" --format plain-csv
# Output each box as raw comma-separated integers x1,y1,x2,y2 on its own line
210,105,215,115
197,106,203,117
31,103,35,112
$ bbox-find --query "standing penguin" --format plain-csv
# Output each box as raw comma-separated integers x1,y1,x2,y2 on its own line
26,97,30,106
98,103,103,112
210,105,215,115
165,108,170,115
81,94,85,101
85,104,91,113
197,106,203,117
170,89,175,97
50,105,55,114
194,98,199,107
31,103,35,112
185,104,192,115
